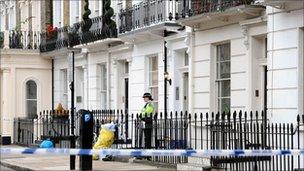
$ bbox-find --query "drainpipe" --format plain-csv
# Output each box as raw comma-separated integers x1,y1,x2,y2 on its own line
52,59,54,111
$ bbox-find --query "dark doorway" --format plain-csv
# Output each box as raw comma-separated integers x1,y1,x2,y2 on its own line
124,78,129,112
263,66,268,114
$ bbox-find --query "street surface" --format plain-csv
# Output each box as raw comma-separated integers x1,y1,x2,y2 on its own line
0,145,173,171
0,165,15,171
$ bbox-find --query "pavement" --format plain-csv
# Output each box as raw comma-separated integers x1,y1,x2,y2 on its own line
1,165,14,171
0,145,174,171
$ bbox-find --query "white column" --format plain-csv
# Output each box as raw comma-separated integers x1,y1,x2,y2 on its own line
188,31,194,114
1,68,12,138
3,31,9,49
83,65,88,109
112,59,118,109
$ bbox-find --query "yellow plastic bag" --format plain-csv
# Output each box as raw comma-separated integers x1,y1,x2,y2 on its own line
92,123,115,160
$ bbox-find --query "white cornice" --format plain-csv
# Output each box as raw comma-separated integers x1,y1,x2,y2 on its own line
239,15,267,26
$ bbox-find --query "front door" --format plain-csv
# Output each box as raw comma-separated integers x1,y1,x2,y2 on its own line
262,66,267,114
183,72,189,112
124,78,129,112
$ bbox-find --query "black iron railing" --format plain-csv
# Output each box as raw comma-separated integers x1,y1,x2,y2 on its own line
13,110,304,169
118,0,182,34
182,0,255,18
40,16,117,53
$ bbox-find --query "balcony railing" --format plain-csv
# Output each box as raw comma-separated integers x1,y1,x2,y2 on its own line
0,30,40,50
118,0,182,34
40,15,117,53
182,0,255,17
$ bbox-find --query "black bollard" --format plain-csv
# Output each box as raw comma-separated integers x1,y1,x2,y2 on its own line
79,109,93,170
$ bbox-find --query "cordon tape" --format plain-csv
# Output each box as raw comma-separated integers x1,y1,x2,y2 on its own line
1,148,304,157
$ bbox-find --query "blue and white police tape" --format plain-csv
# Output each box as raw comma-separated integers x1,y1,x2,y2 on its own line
1,148,304,157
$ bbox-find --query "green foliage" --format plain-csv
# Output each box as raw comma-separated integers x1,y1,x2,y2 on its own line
82,0,92,32
104,0,116,29
223,105,230,115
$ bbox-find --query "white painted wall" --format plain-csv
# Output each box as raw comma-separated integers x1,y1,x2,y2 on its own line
266,5,304,123
0,50,51,140
47,1,304,127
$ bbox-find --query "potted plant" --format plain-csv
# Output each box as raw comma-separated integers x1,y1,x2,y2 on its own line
103,0,117,37
46,24,58,40
81,0,92,33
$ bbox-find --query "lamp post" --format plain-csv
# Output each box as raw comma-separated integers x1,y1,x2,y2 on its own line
164,30,168,141
67,48,81,170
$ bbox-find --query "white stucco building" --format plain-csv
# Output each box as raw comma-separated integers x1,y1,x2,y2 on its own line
0,0,303,144
45,0,303,124
0,0,52,144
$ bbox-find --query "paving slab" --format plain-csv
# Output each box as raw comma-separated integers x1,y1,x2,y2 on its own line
1,155,172,170
0,145,174,171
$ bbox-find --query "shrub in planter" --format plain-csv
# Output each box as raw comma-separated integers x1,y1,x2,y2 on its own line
81,0,92,33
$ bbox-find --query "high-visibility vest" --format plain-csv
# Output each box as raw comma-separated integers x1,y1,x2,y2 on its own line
140,102,155,118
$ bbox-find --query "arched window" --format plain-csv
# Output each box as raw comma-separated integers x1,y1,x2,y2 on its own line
26,80,37,119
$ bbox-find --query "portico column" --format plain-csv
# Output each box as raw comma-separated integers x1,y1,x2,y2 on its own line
83,65,88,109
1,68,12,140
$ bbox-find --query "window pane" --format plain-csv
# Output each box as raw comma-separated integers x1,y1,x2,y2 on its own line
219,61,230,79
27,100,37,118
221,98,230,113
217,43,230,61
101,64,107,90
101,92,107,109
61,69,67,93
220,80,230,97
125,62,129,74
151,57,158,71
150,71,158,86
26,80,37,99
184,52,189,66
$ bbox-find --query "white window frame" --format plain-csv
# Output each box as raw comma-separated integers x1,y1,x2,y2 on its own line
215,42,231,113
60,69,68,109
100,63,107,109
148,55,158,112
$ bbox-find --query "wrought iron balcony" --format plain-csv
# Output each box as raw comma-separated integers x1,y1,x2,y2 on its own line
40,15,118,53
118,0,182,35
183,0,255,17
0,30,40,50
178,0,264,29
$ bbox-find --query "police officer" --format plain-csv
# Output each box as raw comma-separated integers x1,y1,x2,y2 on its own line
139,93,155,150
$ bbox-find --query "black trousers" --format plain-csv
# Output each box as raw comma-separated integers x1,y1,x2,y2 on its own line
144,119,152,149
139,118,152,149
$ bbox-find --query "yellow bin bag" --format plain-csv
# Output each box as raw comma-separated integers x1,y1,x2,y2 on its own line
92,122,116,160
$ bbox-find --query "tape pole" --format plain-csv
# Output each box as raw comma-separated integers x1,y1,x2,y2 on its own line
1,148,304,157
